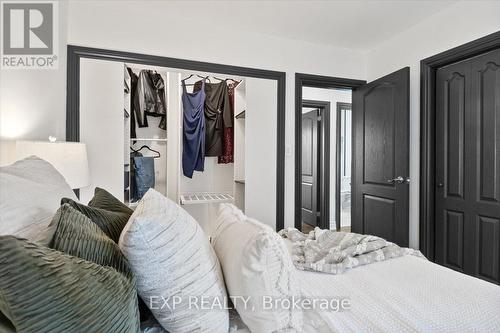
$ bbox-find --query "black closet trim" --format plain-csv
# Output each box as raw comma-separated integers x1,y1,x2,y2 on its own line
66,45,286,231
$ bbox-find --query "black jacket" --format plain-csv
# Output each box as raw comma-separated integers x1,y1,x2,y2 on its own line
132,70,167,132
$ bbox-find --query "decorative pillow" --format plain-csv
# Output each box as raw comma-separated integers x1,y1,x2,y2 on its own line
211,203,303,333
0,236,140,333
88,187,134,215
61,188,132,243
0,156,77,239
47,203,152,323
119,189,229,333
0,312,15,333
46,203,132,277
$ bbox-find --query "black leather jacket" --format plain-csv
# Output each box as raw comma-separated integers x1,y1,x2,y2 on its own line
133,70,166,130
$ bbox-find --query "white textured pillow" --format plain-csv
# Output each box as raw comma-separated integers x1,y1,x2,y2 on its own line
119,189,229,333
211,204,303,333
0,156,77,239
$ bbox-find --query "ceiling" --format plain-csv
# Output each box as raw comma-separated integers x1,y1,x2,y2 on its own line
164,0,456,50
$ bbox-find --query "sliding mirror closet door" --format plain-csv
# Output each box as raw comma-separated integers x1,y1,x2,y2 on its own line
245,78,277,229
79,58,124,203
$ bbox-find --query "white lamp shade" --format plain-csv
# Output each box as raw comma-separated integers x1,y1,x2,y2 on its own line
16,141,90,189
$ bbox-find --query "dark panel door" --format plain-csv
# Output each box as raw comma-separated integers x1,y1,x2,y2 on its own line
302,109,320,227
436,48,500,284
352,68,410,246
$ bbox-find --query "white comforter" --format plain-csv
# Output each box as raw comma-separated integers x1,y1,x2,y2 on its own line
298,255,500,333
143,252,500,333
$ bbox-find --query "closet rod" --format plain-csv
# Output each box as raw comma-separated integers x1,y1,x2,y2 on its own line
131,138,168,142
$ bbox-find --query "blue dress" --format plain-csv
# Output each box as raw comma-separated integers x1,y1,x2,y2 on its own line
182,80,206,178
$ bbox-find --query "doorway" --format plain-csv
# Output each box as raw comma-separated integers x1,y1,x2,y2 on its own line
295,74,364,233
301,100,330,232
420,31,500,284
295,69,411,247
300,88,351,232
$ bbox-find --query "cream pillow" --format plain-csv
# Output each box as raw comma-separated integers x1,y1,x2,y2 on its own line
0,156,77,239
119,189,228,333
211,204,303,333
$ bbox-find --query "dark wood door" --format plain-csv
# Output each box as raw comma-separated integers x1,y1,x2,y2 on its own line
302,109,320,227
435,48,500,284
352,68,410,246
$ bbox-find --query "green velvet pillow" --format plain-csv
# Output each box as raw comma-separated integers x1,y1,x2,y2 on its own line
48,204,151,323
0,235,140,333
0,312,15,333
47,204,132,277
89,187,133,215
61,188,132,243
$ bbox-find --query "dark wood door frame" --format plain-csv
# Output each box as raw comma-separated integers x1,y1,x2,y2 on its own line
295,73,366,230
336,102,352,231
420,31,500,260
302,99,331,229
66,45,286,231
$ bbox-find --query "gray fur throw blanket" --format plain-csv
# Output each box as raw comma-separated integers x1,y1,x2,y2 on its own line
279,227,425,274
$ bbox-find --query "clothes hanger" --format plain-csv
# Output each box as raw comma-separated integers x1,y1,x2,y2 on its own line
212,76,242,85
181,74,194,82
130,145,161,158
227,78,242,85
182,75,210,86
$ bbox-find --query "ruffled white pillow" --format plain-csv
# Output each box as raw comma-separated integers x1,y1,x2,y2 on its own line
211,203,303,332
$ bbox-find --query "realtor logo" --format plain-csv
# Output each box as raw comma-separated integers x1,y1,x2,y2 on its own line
1,1,58,69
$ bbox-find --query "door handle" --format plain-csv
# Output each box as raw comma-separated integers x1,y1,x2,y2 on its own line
387,176,404,184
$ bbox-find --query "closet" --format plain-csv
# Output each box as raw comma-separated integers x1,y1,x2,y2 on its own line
78,58,277,232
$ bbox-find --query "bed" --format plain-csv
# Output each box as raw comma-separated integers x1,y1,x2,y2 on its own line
297,254,500,332
220,252,500,333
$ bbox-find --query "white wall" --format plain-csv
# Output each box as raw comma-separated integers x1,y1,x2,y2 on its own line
79,59,124,203
0,0,68,142
366,1,500,249
302,87,352,229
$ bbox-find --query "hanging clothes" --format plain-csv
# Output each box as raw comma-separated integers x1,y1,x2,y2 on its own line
182,80,206,178
128,68,139,139
150,72,167,130
133,156,156,200
218,82,236,164
193,80,232,157
129,150,142,202
134,70,156,127
130,69,167,137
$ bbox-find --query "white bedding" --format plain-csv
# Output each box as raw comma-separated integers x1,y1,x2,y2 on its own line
298,255,500,333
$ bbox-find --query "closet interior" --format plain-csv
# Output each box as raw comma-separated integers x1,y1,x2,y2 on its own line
124,66,168,205
122,63,248,230
176,71,247,229
79,57,277,232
